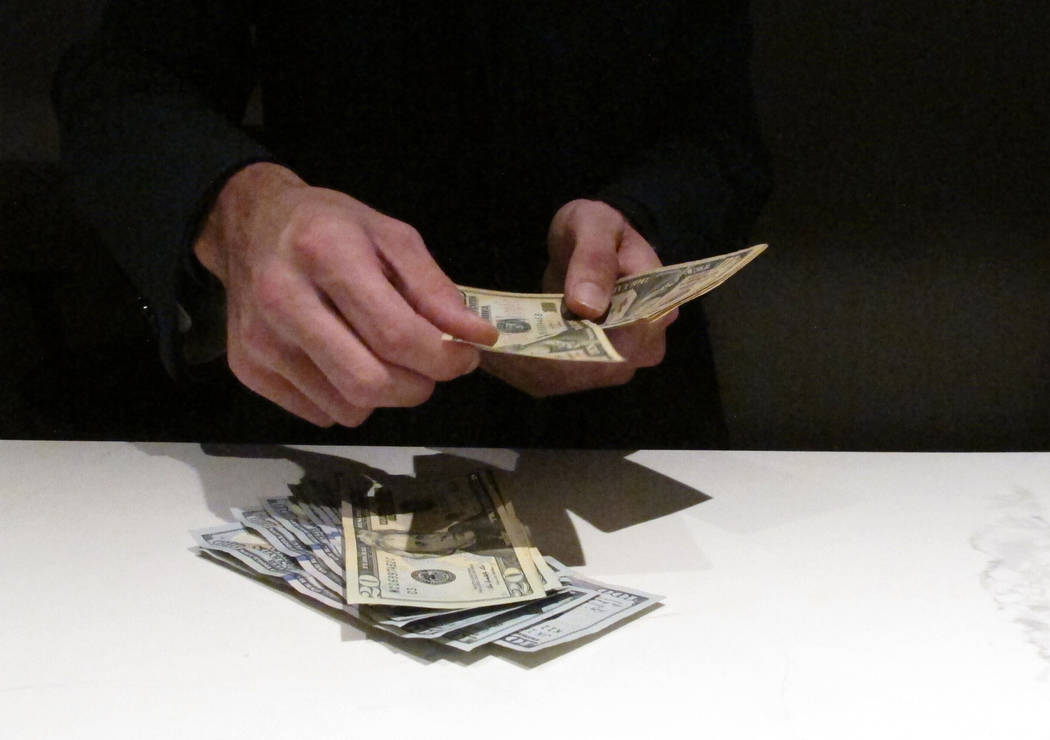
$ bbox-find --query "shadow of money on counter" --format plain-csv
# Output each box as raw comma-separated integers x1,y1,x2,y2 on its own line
162,443,708,663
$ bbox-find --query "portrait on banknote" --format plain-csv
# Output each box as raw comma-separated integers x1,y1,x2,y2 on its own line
354,513,509,558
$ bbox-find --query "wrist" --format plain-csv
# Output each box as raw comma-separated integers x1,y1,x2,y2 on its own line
193,162,305,284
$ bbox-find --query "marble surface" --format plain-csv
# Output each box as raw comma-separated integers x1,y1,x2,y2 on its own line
2,442,1048,739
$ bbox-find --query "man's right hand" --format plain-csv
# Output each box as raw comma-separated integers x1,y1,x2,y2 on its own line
193,162,498,427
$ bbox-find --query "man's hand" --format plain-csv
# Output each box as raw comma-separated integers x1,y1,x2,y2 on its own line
193,162,498,426
480,199,677,397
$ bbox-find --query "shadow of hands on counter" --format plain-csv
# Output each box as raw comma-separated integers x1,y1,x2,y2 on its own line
186,443,711,567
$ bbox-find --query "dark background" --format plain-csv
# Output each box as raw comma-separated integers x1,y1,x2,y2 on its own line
2,1,1048,449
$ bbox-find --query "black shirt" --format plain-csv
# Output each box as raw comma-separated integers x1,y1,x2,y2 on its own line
52,0,770,446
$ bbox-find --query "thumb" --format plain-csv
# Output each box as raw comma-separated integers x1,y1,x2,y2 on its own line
557,201,625,319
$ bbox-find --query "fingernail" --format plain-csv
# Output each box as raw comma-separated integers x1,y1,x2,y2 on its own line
574,281,607,313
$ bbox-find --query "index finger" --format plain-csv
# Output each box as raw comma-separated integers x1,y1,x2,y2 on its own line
318,256,484,381
379,232,499,347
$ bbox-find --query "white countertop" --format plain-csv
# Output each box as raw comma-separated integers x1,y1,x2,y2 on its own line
2,442,1048,739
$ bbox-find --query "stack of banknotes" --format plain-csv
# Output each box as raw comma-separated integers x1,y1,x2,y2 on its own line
452,243,767,361
191,468,662,653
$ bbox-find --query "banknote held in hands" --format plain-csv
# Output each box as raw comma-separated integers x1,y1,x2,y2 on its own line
451,244,767,361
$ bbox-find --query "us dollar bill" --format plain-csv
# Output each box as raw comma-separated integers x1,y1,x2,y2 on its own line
361,585,596,650
358,548,580,632
232,507,344,594
433,585,600,651
192,524,349,612
360,600,527,634
287,482,345,546
193,524,298,577
484,320,624,362
191,473,665,652
299,499,342,537
263,496,344,560
602,244,767,328
531,547,560,591
458,287,574,345
494,558,664,652
341,470,547,609
451,244,766,361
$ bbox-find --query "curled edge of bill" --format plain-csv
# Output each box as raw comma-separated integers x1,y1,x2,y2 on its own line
620,243,767,293
600,243,768,328
191,526,357,616
638,243,768,324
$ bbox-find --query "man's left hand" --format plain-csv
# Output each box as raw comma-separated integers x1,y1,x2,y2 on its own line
481,199,677,397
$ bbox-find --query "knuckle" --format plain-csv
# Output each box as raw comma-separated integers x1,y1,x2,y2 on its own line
396,221,424,246
556,200,580,220
559,198,594,225
334,406,371,428
649,344,668,366
237,320,277,363
291,229,334,271
227,351,267,394
226,350,252,384
252,267,293,316
343,413,370,429
430,365,457,383
604,366,636,387
625,340,667,367
404,379,436,407
341,367,394,405
369,322,412,358
289,203,337,242
433,282,466,307
433,350,477,381
382,219,424,251
290,213,363,272
636,342,666,368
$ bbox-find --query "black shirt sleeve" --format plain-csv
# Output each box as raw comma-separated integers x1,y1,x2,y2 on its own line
52,0,271,376
594,3,772,262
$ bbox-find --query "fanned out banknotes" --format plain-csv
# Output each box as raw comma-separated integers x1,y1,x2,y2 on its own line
451,243,767,361
191,469,662,653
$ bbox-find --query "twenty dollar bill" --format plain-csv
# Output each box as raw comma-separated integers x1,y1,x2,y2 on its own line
341,470,547,609
453,243,766,361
